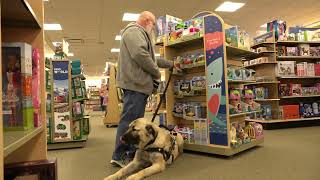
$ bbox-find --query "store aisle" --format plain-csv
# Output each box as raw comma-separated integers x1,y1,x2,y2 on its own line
48,113,320,180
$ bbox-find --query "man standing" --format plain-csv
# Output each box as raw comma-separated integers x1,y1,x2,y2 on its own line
111,11,173,167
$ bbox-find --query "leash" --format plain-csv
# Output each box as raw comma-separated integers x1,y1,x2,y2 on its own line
151,69,173,122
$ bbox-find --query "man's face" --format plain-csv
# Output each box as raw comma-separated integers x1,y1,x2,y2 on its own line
145,17,156,34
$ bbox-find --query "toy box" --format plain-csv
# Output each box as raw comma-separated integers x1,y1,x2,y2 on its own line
73,77,81,87
191,76,206,91
286,47,299,56
307,63,315,76
315,62,320,76
300,103,315,118
156,15,182,43
282,105,300,119
228,67,243,80
310,47,320,56
298,44,310,56
225,26,251,50
255,87,265,99
279,84,290,96
261,104,272,120
256,47,268,53
72,120,82,140
242,68,255,80
267,20,287,40
277,46,286,56
296,63,306,76
2,43,34,130
277,61,295,76
290,84,302,96
180,80,193,96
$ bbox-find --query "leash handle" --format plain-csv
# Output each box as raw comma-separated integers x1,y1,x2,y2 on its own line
151,70,173,122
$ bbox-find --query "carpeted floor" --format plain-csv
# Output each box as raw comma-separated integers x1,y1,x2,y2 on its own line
48,112,320,180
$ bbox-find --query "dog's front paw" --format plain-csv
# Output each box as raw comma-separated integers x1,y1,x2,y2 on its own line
104,174,118,180
126,174,141,180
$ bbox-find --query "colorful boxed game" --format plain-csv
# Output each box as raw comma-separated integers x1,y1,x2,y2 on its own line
173,102,184,117
290,84,302,96
296,63,306,76
267,20,287,40
191,76,206,91
279,84,290,96
255,87,266,99
315,62,320,76
225,26,251,50
73,102,83,117
277,61,295,76
72,120,82,140
307,63,315,76
261,104,272,120
157,15,183,43
310,47,320,57
282,105,300,119
277,46,286,56
286,47,299,56
298,44,310,56
2,42,34,130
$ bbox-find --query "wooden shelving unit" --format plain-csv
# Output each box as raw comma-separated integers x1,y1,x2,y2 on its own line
164,12,264,156
1,0,47,175
246,32,320,128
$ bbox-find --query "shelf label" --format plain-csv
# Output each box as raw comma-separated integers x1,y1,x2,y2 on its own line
204,15,228,146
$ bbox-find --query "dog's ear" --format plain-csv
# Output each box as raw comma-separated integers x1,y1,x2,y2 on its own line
146,125,156,138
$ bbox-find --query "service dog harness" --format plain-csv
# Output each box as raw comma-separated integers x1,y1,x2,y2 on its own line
144,126,177,162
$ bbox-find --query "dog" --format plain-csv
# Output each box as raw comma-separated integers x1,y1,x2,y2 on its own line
104,118,184,180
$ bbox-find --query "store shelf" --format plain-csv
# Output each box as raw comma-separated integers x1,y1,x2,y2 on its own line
47,135,88,150
278,76,320,79
184,138,264,156
254,99,280,101
245,81,280,85
280,94,320,99
244,62,277,68
4,126,44,157
251,42,275,49
277,41,320,45
72,74,86,80
277,56,320,60
246,117,320,123
226,45,257,59
2,0,42,28
72,97,89,102
230,111,260,118
228,79,256,84
166,35,203,48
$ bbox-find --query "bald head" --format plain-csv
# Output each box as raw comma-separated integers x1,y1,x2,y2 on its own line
136,11,156,33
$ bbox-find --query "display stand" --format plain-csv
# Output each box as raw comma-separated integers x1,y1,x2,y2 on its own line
1,0,49,177
163,12,263,156
46,59,90,150
104,64,121,127
246,27,320,129
86,86,101,111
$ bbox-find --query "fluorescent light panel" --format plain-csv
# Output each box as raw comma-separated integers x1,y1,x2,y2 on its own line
155,53,160,57
115,35,121,41
122,13,140,21
52,41,62,46
111,48,120,53
260,23,267,28
44,23,62,30
67,52,74,57
215,1,245,12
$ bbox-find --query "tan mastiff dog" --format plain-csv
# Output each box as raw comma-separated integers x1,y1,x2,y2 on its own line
104,118,184,180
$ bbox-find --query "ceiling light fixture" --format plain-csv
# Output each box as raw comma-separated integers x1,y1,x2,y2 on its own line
122,13,140,21
115,35,121,41
67,52,74,57
155,53,161,57
111,48,120,53
44,23,62,30
215,1,245,12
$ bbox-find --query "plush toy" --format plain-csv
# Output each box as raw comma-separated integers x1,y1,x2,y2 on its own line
312,102,319,116
245,123,256,139
229,89,242,114
230,126,237,146
244,89,255,111
238,127,245,141
252,123,264,140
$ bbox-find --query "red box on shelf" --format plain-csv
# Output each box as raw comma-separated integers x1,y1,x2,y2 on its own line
282,105,300,119
315,63,320,76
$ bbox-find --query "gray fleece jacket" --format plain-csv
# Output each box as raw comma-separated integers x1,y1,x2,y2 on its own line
116,22,173,95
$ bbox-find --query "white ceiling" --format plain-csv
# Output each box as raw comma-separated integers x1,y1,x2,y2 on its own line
44,0,320,76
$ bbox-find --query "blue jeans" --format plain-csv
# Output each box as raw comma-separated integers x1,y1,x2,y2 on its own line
112,89,148,160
